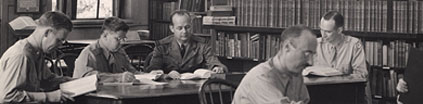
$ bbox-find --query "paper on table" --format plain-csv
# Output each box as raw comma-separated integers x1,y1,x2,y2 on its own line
136,78,167,85
180,69,214,79
302,66,343,77
60,74,97,97
134,73,161,80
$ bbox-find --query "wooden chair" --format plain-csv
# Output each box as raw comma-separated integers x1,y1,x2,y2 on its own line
53,53,79,77
198,78,238,104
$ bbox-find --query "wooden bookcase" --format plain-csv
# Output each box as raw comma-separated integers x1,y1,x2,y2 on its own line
204,0,423,103
148,0,211,40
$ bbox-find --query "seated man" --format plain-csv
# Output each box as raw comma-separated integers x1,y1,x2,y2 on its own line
146,10,227,78
313,11,368,78
0,12,74,103
232,25,317,104
73,17,139,82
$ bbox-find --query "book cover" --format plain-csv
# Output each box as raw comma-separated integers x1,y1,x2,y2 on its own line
399,48,423,103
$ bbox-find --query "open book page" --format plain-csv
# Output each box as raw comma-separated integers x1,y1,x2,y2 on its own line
134,73,162,80
180,69,214,79
302,66,343,77
9,16,36,31
60,74,97,97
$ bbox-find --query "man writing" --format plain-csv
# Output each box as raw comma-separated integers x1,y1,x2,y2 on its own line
0,12,74,103
146,10,227,79
73,17,139,83
232,25,317,104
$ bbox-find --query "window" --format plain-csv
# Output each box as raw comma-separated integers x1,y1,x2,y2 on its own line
76,0,113,19
52,0,118,20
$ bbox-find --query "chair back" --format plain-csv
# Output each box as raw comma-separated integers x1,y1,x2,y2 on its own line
198,78,238,104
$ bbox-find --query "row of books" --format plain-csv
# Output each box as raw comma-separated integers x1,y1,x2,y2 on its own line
192,15,212,35
226,0,423,34
150,23,172,40
150,1,178,22
392,1,423,34
370,68,401,99
364,40,423,69
215,32,281,61
180,0,205,12
203,16,236,25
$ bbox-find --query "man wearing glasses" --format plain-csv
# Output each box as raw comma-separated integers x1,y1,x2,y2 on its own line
233,25,317,104
73,17,139,83
146,10,227,79
314,11,368,78
0,12,74,103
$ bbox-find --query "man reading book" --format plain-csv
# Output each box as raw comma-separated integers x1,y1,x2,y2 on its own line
73,17,140,83
232,25,317,104
0,12,74,103
313,11,368,78
146,10,227,79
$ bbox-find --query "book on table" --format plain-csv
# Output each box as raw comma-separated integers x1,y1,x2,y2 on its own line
302,66,343,77
60,74,97,97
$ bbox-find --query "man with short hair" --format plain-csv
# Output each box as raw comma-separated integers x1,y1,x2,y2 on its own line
73,17,139,82
0,11,74,103
146,10,227,79
314,11,368,78
232,25,317,104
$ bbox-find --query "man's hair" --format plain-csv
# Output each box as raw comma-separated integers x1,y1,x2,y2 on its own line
101,17,129,33
37,11,73,31
322,11,344,28
280,25,314,46
169,10,191,26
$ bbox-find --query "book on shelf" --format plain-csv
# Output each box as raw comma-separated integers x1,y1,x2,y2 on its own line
9,16,36,31
60,74,97,97
302,66,343,77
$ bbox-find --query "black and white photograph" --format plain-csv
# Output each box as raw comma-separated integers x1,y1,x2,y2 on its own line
0,0,422,104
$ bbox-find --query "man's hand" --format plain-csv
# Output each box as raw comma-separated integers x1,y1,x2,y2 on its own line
212,66,225,73
167,70,181,79
120,72,136,83
46,89,74,103
290,101,303,104
396,78,408,93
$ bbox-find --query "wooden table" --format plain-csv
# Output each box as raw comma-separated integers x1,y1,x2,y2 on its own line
75,75,366,104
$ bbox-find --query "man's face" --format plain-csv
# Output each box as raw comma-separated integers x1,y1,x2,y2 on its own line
283,30,317,74
169,15,192,43
42,28,69,53
319,18,341,43
104,30,127,52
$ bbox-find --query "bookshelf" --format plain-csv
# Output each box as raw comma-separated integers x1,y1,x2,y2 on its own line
148,0,211,40
204,0,423,103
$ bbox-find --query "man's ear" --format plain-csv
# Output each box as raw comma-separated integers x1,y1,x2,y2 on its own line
169,25,174,33
336,26,343,34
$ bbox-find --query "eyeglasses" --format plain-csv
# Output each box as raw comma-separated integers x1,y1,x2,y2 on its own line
117,37,127,42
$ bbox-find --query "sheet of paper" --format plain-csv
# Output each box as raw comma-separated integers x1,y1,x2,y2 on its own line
60,74,97,97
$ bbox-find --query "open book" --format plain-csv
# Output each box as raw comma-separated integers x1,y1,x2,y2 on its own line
302,66,343,77
180,69,214,80
9,16,37,31
60,74,97,97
